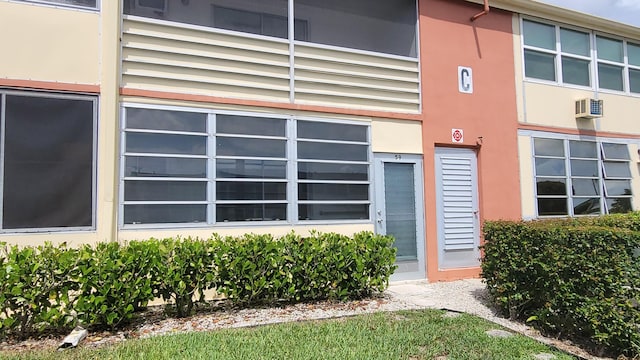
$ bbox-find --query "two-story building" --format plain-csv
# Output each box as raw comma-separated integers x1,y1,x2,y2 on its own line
0,0,637,282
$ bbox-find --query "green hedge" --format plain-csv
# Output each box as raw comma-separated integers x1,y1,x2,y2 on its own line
0,231,396,338
482,214,640,357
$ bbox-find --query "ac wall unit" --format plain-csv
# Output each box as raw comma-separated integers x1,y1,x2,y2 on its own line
136,0,167,13
575,98,603,119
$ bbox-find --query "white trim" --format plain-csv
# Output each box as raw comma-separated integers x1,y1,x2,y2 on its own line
8,0,99,11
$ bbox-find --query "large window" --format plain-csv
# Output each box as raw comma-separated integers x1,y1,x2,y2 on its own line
123,0,417,58
121,106,371,226
522,18,640,94
0,91,97,231
16,0,98,10
533,137,633,217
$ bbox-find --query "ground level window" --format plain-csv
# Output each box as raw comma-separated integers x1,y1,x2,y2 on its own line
533,137,633,217
121,106,371,226
0,91,97,230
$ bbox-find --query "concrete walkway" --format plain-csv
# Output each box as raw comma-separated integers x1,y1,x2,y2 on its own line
386,279,612,360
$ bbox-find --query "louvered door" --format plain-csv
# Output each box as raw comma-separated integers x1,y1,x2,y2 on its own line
435,148,480,269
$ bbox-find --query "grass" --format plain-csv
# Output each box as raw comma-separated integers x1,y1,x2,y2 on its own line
1,309,574,360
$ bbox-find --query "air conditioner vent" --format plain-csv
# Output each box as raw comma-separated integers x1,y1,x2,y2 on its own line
575,98,603,119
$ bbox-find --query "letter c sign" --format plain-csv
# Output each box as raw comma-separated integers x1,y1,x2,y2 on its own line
458,66,473,94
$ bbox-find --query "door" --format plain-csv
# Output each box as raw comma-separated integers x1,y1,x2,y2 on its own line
435,148,480,269
374,153,425,281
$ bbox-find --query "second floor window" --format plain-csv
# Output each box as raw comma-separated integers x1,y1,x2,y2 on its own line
16,0,98,10
123,0,417,58
522,18,640,95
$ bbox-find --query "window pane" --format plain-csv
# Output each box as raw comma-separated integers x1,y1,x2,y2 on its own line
294,0,417,57
217,182,286,200
537,198,568,216
602,143,630,160
217,115,285,137
124,181,207,201
125,157,207,178
126,108,206,133
630,68,640,94
124,204,206,224
213,6,265,37
598,63,624,91
217,137,285,158
606,198,632,213
299,204,369,220
536,178,567,195
604,180,632,196
570,160,598,177
603,162,631,178
629,43,640,66
126,133,207,155
217,159,286,179
523,20,556,50
524,50,556,81
562,57,590,86
569,141,597,158
26,0,97,8
125,0,288,34
573,198,601,215
217,204,287,222
535,158,566,176
3,95,94,229
298,162,368,181
560,28,589,56
597,36,623,62
571,179,600,196
298,142,368,161
298,184,369,201
534,138,564,156
298,121,367,142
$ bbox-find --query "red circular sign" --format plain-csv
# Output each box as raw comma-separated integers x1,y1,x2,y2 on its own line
452,129,463,142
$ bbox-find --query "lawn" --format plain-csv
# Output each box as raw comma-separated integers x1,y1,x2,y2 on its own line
1,310,574,360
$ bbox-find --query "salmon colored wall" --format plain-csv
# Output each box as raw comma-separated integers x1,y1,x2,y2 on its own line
420,0,521,281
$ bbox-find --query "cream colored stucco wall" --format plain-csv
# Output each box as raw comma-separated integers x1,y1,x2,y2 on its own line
371,119,422,154
0,1,100,85
518,135,536,219
522,83,640,135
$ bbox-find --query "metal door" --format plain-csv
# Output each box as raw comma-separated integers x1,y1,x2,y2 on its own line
374,153,425,281
435,148,480,269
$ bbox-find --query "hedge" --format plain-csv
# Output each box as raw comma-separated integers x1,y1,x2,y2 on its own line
482,213,640,357
0,231,396,339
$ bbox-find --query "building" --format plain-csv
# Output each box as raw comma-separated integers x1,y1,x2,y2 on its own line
0,0,637,282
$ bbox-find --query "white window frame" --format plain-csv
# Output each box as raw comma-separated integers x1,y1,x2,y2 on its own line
13,0,99,10
521,16,640,96
0,89,98,233
528,131,635,218
119,103,373,229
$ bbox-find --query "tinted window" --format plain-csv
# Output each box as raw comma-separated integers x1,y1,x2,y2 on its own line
3,95,95,229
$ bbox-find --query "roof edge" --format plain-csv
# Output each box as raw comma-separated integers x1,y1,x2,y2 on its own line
464,0,640,39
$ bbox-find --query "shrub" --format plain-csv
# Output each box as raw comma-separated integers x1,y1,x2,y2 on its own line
0,242,79,338
75,241,161,329
154,237,217,317
482,215,640,357
0,231,396,337
214,231,396,305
